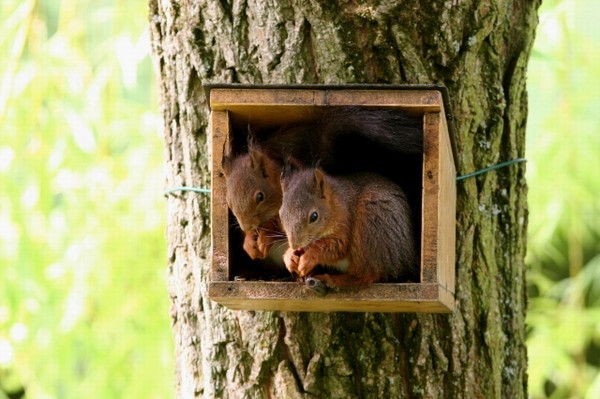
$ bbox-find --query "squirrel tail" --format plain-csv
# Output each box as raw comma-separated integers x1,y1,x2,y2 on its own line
318,107,423,155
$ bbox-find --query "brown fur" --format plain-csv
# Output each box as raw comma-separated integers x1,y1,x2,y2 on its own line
279,167,418,287
223,107,422,263
222,145,285,260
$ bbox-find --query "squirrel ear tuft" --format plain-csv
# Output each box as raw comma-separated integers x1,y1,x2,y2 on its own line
221,137,234,176
281,156,302,186
313,168,327,199
288,156,303,171
246,128,261,170
246,124,257,142
221,154,233,176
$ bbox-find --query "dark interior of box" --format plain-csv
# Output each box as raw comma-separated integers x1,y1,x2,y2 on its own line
225,106,424,283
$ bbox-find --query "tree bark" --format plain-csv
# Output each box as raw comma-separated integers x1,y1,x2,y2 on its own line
149,1,539,397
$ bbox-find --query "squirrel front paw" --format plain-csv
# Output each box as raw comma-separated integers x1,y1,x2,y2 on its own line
283,248,302,276
256,230,273,259
297,250,318,277
243,231,265,260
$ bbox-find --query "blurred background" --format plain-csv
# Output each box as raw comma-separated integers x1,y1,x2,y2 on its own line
526,1,600,398
0,0,172,398
0,0,598,398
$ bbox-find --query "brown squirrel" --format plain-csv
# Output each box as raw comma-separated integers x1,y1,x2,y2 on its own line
222,107,422,265
221,145,287,264
278,165,418,288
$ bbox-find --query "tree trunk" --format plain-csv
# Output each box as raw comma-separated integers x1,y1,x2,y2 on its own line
149,1,539,397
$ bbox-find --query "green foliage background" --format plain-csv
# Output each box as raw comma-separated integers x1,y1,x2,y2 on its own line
0,0,172,398
0,0,598,398
526,1,600,398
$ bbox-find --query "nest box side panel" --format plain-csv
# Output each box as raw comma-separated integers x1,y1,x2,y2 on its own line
211,109,230,282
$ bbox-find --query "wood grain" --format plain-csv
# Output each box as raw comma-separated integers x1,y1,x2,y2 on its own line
208,282,452,312
210,110,230,282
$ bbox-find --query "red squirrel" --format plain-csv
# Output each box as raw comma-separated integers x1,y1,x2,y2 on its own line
221,144,287,264
278,165,418,288
222,107,422,266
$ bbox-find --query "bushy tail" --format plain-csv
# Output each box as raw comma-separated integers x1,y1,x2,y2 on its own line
317,106,423,156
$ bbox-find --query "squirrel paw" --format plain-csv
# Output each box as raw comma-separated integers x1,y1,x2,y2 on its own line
256,232,273,259
243,231,266,260
297,251,318,277
283,248,301,275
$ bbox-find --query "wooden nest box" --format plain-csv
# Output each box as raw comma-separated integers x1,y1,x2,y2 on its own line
206,84,457,312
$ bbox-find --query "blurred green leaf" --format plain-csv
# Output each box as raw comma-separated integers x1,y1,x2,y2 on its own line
526,0,600,397
1,0,172,398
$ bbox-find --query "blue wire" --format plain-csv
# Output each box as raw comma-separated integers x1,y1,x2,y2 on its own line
164,186,211,195
456,158,526,181
163,158,527,194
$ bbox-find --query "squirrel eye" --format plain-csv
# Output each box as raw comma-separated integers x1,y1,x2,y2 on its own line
309,211,319,223
255,191,265,203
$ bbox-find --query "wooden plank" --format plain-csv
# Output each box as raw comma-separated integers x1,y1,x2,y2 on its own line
326,89,442,109
438,283,455,311
437,104,457,295
210,110,230,282
208,282,453,313
210,88,327,109
421,112,441,283
210,88,443,109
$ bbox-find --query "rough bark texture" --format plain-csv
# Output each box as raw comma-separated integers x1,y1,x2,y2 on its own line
149,1,539,397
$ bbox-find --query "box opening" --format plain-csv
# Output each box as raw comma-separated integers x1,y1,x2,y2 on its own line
224,105,424,284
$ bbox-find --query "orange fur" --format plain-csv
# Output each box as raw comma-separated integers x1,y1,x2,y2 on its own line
279,167,418,288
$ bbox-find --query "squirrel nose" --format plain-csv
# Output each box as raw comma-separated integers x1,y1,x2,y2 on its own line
239,220,257,232
235,212,259,232
287,233,301,251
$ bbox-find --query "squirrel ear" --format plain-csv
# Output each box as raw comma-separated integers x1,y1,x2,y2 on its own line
288,156,303,171
313,168,327,199
249,147,276,179
282,156,302,176
221,137,234,176
221,154,233,176
248,146,262,171
281,156,302,188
